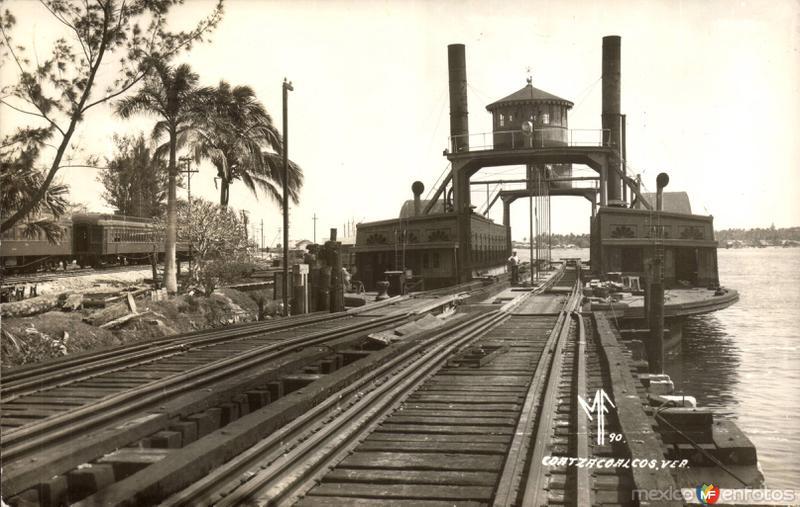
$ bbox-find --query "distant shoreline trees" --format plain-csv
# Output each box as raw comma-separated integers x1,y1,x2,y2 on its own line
512,226,800,248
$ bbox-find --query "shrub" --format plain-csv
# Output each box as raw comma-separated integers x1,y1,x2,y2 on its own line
197,260,258,296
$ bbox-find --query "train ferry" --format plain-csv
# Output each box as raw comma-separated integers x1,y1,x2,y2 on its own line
353,36,738,339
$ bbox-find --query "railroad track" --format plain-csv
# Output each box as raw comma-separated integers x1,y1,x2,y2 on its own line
1,264,153,287
53,267,581,506
0,282,496,505
146,264,636,507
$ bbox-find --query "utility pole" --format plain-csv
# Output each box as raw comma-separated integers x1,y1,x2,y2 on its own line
260,219,264,252
282,78,294,316
313,213,318,244
178,156,198,274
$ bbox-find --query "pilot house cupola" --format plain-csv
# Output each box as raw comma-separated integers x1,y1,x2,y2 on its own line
485,77,573,149
486,77,574,187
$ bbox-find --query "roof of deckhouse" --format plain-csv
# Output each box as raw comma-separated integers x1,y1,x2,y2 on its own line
486,83,574,111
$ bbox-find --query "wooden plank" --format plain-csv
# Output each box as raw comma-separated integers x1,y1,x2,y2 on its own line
406,395,521,403
0,407,59,418
358,440,504,455
339,452,503,471
324,468,497,486
309,483,494,501
297,496,485,507
366,432,510,444
593,313,679,504
401,403,519,412
388,415,516,426
397,409,517,417
376,424,514,435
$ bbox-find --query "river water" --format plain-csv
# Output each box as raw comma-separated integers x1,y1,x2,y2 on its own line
519,247,800,490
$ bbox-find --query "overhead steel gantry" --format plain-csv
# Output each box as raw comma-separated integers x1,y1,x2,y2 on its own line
421,38,652,282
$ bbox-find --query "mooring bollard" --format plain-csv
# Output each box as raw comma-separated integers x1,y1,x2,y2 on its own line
292,264,309,314
375,280,390,301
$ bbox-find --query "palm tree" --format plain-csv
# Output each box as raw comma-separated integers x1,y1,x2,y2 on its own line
115,60,210,293
187,81,303,207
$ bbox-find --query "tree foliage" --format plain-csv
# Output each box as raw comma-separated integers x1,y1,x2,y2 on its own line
0,0,224,234
0,129,69,243
158,198,254,295
98,133,168,218
185,81,303,207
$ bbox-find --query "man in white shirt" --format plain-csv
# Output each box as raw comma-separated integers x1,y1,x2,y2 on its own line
508,251,520,285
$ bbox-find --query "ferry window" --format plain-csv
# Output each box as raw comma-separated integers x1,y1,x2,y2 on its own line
508,113,513,123
542,113,550,125
432,252,440,268
499,114,505,127
422,253,429,269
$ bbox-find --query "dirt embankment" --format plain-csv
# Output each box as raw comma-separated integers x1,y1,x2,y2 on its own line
1,288,271,368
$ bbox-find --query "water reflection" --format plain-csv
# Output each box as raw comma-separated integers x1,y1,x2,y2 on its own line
666,314,741,417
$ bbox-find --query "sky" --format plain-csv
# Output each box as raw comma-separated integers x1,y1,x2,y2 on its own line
2,0,799,244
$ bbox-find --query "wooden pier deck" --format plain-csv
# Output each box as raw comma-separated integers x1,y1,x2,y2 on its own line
0,270,762,506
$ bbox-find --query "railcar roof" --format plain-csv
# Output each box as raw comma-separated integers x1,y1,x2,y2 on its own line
72,213,155,225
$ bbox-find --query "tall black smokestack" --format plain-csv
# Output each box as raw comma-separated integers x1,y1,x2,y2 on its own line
602,35,622,204
448,44,469,152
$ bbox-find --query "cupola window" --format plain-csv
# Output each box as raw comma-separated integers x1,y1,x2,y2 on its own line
499,113,505,127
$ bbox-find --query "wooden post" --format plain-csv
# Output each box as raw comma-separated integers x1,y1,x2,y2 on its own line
319,266,331,312
150,250,159,289
648,279,665,373
292,264,309,314
309,267,320,312
327,228,343,313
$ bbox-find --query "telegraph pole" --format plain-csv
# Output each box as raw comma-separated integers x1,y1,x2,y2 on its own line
313,213,318,244
178,156,198,274
282,78,294,316
260,219,264,252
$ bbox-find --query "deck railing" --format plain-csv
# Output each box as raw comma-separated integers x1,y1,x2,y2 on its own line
448,128,610,154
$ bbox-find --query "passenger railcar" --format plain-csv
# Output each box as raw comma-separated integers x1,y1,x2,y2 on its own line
0,218,73,272
1,213,189,273
72,213,161,267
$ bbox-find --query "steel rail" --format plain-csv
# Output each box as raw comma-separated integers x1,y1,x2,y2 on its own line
181,276,572,506
3,277,463,387
1,311,345,400
160,309,506,507
492,281,581,506
0,313,408,461
258,279,579,506
217,312,510,506
575,312,591,507
520,283,582,506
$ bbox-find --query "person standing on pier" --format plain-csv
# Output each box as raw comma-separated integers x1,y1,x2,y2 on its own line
508,251,520,285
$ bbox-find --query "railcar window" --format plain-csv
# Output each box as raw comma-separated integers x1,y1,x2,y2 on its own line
432,252,440,268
